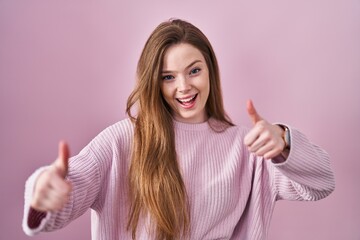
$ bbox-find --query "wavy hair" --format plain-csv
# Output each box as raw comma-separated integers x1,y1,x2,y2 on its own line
126,19,233,240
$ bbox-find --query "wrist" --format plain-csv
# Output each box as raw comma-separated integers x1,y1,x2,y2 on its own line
277,124,291,150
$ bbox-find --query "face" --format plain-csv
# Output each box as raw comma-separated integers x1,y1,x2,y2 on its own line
160,43,210,124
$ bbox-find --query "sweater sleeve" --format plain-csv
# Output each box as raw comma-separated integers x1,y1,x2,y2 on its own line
270,126,335,201
22,144,101,235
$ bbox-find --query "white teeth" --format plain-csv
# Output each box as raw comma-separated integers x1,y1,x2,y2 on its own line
178,95,196,103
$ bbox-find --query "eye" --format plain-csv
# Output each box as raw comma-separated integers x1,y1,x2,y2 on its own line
162,75,174,81
190,68,201,75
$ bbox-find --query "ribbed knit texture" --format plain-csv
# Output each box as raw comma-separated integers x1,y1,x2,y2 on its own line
22,118,335,239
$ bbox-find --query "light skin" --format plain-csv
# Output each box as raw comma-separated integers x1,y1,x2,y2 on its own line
245,99,287,161
31,141,72,212
30,44,287,213
160,43,210,124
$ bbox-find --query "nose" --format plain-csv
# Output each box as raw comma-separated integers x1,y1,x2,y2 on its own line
177,75,191,93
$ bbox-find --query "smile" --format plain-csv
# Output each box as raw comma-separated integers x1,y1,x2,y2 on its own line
176,94,198,107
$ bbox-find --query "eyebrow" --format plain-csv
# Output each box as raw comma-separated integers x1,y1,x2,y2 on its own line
161,60,202,74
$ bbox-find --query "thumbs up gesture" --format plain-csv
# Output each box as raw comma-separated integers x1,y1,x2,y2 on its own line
30,141,72,212
244,100,286,160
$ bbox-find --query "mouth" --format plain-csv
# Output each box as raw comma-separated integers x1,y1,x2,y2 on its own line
176,94,198,107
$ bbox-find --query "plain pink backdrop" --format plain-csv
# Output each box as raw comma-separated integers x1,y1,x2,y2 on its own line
1,0,359,239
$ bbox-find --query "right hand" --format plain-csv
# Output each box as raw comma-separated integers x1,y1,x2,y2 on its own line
30,141,72,212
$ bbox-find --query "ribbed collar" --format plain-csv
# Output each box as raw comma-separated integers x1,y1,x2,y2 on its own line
173,118,211,131
173,117,231,132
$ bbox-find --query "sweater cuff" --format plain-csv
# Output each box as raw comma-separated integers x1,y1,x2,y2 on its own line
271,127,334,193
22,166,53,236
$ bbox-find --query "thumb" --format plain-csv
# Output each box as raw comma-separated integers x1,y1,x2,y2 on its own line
247,99,262,125
53,141,70,178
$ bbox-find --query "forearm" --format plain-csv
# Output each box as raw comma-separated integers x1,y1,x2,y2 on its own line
271,127,335,201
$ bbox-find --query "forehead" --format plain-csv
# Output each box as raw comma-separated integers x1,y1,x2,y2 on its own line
162,43,205,70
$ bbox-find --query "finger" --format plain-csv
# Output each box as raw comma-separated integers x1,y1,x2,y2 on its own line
244,128,259,147
31,183,52,210
36,192,69,212
247,99,263,125
46,188,71,210
32,182,71,212
54,141,70,178
254,142,274,157
244,122,265,146
30,199,49,212
247,131,271,152
264,147,284,160
50,177,72,196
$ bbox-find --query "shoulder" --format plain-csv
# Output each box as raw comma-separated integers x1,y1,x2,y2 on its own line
209,118,248,138
206,119,250,148
105,118,134,135
87,118,134,152
98,118,134,139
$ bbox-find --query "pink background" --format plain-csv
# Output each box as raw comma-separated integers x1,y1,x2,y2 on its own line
0,0,359,239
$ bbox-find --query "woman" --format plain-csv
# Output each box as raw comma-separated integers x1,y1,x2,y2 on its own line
23,19,335,240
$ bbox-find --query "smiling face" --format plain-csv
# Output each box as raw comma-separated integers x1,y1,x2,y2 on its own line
160,43,210,124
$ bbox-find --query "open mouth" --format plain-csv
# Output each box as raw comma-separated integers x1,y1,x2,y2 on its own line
176,94,198,107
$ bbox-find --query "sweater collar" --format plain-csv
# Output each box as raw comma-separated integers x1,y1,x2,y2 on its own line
173,118,211,131
173,117,230,132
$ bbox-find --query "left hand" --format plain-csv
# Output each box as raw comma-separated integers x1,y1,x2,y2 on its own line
244,100,286,160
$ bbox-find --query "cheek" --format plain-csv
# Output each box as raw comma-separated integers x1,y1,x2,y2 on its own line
160,85,172,103
200,77,210,97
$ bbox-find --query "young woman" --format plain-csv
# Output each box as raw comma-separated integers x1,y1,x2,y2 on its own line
23,19,335,240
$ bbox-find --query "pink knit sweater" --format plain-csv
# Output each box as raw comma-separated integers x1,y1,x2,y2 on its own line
23,118,335,239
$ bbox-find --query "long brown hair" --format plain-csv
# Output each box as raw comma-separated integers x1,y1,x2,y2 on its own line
126,19,233,240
